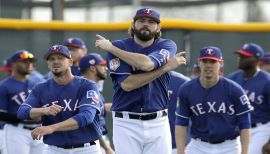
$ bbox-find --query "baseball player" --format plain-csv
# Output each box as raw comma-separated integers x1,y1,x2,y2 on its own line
17,45,103,154
95,7,186,154
175,46,252,154
227,43,270,154
0,50,46,154
64,37,87,76
260,52,270,73
79,53,114,154
167,71,190,154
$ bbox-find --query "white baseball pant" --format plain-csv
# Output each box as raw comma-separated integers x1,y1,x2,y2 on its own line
249,122,270,154
112,111,172,154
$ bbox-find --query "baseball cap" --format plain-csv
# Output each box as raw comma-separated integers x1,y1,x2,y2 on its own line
260,52,270,65
63,37,86,49
235,43,264,58
0,57,12,72
133,8,160,23
199,46,223,62
79,53,106,73
9,50,37,63
44,45,72,60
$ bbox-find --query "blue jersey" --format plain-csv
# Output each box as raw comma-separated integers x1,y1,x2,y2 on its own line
0,76,43,120
17,76,102,147
107,37,177,112
227,70,270,124
167,71,190,149
175,77,252,142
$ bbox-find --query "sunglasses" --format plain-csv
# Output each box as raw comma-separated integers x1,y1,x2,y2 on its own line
19,52,34,60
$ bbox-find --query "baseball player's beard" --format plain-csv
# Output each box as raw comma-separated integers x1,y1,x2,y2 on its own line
134,28,155,41
96,69,107,80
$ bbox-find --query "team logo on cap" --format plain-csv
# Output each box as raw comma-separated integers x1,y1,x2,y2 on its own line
109,58,120,71
206,48,215,55
51,45,61,52
144,8,152,15
89,59,95,65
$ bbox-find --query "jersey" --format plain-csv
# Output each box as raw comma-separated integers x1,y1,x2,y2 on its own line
227,70,270,124
0,76,44,123
17,76,103,147
107,37,177,112
175,77,252,142
167,71,190,149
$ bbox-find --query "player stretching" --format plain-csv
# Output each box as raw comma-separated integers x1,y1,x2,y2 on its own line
95,8,186,154
175,46,252,154
17,45,102,154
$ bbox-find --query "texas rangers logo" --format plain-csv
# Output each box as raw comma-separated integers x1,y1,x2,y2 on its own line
89,59,95,65
109,58,120,71
87,90,99,104
144,8,152,15
205,48,215,55
51,45,61,52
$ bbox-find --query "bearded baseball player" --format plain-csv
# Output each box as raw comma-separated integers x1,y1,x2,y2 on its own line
95,8,186,154
17,45,103,154
175,46,252,154
167,71,190,154
227,43,270,154
79,53,114,154
0,50,46,154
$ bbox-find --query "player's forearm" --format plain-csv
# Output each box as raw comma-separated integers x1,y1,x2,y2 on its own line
109,45,154,71
99,137,114,152
29,108,47,120
121,65,167,91
240,128,250,154
50,118,79,132
175,125,187,154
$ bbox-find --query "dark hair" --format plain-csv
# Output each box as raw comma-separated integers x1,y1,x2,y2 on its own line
128,22,162,39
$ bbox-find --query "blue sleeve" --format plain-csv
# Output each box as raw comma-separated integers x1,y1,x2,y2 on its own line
106,51,132,83
148,40,177,69
175,85,190,126
264,81,270,108
230,82,252,129
237,112,251,129
17,87,41,120
0,84,9,112
72,81,102,128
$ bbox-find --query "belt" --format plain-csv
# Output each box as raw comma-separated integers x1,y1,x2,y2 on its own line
114,110,167,121
10,123,37,130
251,121,268,128
199,137,236,144
57,141,96,149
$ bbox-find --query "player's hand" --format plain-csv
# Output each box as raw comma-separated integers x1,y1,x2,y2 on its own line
31,126,55,140
263,140,270,154
163,51,186,71
44,104,63,116
95,34,113,51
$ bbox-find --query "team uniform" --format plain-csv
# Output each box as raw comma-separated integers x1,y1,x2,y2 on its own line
17,76,103,154
107,37,176,154
227,70,270,154
167,71,190,154
0,76,45,154
175,77,252,154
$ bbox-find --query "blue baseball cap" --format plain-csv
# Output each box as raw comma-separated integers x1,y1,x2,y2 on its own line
44,45,72,60
63,37,86,49
9,50,37,63
260,52,270,65
0,57,12,72
134,8,160,23
199,46,223,62
235,43,264,58
79,53,106,73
